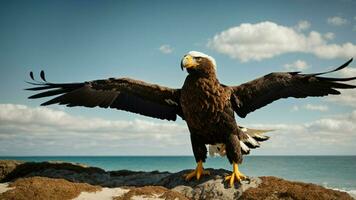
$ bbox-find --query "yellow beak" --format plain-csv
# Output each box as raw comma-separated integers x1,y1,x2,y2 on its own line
181,55,198,70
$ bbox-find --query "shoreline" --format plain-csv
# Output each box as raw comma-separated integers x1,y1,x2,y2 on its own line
0,160,355,200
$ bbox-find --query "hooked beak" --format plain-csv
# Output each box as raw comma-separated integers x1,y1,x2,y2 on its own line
181,55,198,71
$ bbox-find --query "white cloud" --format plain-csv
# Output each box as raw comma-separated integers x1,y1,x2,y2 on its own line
0,104,186,134
207,21,356,62
0,104,190,155
328,89,356,108
324,32,335,40
0,104,355,155
327,16,348,26
295,20,311,31
304,104,329,112
283,60,309,71
336,66,356,77
159,44,173,54
249,110,356,155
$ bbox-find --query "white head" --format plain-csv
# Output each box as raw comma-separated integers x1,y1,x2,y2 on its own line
181,51,217,72
187,51,216,69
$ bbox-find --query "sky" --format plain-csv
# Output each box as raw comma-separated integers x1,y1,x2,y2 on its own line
0,0,356,156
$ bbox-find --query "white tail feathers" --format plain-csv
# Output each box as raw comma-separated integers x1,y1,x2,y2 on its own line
240,141,250,154
208,126,273,157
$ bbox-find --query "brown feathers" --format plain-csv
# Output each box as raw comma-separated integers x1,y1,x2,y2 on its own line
26,71,182,121
231,59,356,118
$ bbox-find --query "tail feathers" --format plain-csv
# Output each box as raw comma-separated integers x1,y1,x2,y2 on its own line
240,141,250,154
239,127,273,154
238,126,272,141
208,126,273,157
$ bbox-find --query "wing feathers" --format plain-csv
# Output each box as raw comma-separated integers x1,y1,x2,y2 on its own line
28,88,72,99
40,70,46,82
29,71,35,81
308,58,353,76
231,59,355,118
26,72,182,121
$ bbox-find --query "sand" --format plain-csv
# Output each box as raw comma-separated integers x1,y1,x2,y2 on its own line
0,183,13,194
74,187,129,200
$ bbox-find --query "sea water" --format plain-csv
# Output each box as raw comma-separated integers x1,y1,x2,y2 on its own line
1,156,355,195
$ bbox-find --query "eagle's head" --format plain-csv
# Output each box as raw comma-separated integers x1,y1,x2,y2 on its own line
181,51,216,75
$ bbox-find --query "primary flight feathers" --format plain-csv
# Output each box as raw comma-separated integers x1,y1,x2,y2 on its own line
230,58,355,118
27,71,183,121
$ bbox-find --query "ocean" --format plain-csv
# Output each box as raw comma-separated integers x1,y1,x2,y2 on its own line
1,156,355,195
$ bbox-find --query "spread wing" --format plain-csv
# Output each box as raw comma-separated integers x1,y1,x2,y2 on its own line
26,71,183,121
230,59,356,118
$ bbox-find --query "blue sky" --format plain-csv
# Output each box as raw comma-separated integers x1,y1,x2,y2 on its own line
0,0,356,156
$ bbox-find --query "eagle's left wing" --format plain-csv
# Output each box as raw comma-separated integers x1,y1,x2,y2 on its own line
230,59,355,118
26,71,183,121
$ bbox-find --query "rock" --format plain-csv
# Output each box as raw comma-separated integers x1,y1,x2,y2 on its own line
0,160,354,200
0,160,23,181
0,160,170,187
240,176,354,200
0,176,100,200
158,169,262,200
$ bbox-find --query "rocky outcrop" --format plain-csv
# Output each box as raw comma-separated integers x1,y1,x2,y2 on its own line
240,176,353,200
0,160,354,200
0,176,100,200
158,169,261,199
0,160,24,181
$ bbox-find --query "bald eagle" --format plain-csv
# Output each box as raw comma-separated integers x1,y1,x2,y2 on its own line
26,51,355,187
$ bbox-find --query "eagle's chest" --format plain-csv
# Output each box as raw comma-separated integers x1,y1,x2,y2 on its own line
180,76,230,129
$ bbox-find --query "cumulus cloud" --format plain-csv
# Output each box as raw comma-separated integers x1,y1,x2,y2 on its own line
1,104,356,156
0,104,189,155
327,16,348,26
159,44,173,54
207,21,356,62
295,20,311,31
249,110,356,155
283,60,309,71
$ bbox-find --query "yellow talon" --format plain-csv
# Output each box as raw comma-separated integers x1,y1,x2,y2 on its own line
183,160,210,181
225,162,247,187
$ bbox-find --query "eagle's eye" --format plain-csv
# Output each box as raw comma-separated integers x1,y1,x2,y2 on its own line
195,57,202,62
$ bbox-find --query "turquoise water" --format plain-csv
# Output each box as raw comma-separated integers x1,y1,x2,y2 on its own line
1,156,355,192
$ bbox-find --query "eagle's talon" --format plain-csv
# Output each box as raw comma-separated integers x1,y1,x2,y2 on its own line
183,160,210,181
225,162,246,187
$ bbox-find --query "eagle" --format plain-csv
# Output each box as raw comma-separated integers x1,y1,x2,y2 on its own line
26,51,355,187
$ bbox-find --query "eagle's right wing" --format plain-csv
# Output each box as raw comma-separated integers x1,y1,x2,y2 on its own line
26,71,183,121
230,59,355,118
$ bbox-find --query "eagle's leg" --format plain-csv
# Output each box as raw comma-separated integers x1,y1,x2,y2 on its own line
183,160,210,181
224,133,247,187
183,133,210,181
